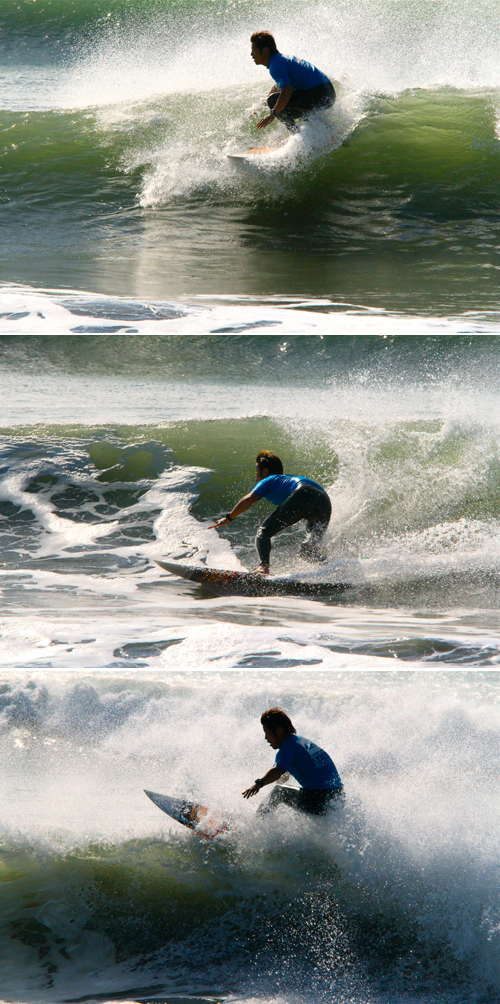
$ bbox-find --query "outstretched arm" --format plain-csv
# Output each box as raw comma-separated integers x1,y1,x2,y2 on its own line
242,765,285,798
208,491,260,529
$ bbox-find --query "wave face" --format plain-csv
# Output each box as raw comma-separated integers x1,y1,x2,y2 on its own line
2,0,500,305
2,4,500,1002
1,290,500,672
1,671,500,1004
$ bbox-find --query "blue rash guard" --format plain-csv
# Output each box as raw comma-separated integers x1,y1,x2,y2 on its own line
267,52,330,92
275,734,343,790
253,474,325,507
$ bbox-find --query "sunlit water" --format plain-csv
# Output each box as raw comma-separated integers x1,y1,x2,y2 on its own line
2,2,500,1003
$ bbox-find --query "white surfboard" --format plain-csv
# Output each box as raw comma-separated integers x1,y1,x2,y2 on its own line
227,146,274,159
226,145,285,168
144,789,231,840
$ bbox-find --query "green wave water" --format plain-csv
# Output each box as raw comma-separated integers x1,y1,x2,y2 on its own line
2,5,500,1003
3,89,500,304
1,671,500,1002
4,88,500,207
1,402,500,610
0,833,486,1001
3,0,500,304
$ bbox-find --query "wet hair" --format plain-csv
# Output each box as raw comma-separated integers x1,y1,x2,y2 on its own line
250,31,278,56
256,450,283,476
261,708,296,735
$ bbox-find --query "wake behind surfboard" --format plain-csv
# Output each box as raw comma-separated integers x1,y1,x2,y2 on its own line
227,146,275,158
154,559,350,597
226,146,279,169
227,125,340,169
144,789,230,840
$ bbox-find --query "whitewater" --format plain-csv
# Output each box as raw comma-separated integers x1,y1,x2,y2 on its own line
2,0,500,1003
1,671,500,1004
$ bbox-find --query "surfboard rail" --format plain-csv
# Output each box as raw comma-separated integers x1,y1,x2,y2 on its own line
227,146,277,161
153,559,351,597
144,789,231,839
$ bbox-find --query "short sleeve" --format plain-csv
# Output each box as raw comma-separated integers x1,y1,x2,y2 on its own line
252,478,267,497
275,742,294,771
253,476,276,498
268,54,291,89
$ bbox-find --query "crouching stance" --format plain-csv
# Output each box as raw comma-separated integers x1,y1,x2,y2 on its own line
251,31,335,134
208,450,331,574
243,708,344,816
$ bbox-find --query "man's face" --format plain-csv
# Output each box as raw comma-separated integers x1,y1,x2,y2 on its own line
263,724,282,749
251,43,269,66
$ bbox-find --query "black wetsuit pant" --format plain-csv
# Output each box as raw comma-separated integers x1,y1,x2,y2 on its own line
267,80,335,133
257,785,345,817
256,484,332,565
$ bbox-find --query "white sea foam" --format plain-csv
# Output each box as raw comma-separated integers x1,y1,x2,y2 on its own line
2,286,500,426
0,670,499,996
21,1,500,112
1,284,500,670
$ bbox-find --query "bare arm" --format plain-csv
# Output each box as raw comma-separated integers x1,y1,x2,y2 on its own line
242,764,285,799
257,84,293,129
208,491,260,529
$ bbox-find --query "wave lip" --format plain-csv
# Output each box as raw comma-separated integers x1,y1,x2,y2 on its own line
3,85,500,204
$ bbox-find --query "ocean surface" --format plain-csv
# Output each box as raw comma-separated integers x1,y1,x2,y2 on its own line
1,1,500,1004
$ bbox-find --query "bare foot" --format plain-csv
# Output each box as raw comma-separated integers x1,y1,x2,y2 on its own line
254,564,270,575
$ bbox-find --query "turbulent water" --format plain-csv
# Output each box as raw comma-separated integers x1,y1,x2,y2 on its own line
1,2,500,1004
3,0,500,304
1,672,500,1004
0,670,500,1003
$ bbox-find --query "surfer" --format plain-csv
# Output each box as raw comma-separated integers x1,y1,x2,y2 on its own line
242,707,343,815
208,450,332,574
250,31,335,134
